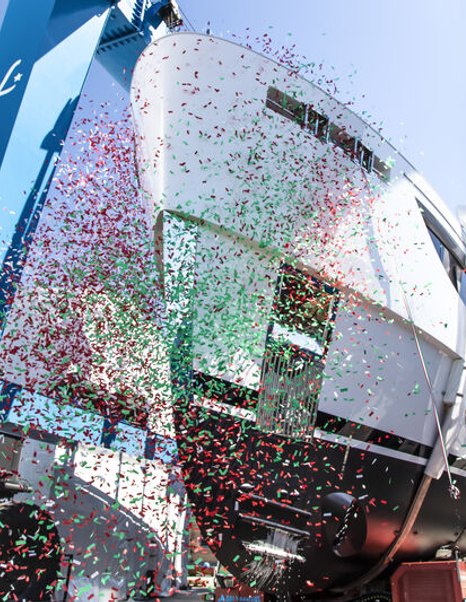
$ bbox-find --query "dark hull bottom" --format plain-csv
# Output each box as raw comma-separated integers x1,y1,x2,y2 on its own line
175,405,466,598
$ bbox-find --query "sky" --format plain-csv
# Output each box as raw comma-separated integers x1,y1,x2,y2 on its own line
178,0,466,216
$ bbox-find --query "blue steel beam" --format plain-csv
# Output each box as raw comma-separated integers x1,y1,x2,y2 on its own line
0,0,181,327
0,1,56,168
0,1,181,444
0,0,112,329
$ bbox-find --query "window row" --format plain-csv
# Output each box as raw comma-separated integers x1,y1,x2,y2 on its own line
266,86,391,181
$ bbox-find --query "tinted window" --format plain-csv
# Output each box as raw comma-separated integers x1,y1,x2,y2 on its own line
274,266,337,349
266,87,306,125
427,227,463,293
257,267,338,439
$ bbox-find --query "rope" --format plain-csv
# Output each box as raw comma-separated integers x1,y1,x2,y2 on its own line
397,274,458,498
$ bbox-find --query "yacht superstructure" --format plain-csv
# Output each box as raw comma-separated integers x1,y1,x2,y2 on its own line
132,33,466,598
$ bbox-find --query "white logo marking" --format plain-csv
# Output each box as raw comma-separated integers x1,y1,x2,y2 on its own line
0,59,23,97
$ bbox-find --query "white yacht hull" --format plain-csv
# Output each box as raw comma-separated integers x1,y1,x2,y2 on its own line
132,33,466,598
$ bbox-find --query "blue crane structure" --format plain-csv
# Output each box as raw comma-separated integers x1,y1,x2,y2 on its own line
0,0,182,460
0,4,190,598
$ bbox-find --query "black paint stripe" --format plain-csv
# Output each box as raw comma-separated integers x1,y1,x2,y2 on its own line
193,371,258,411
195,371,432,459
315,412,432,460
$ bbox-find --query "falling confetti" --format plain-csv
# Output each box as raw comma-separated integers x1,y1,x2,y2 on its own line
0,24,465,602
130,32,466,598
